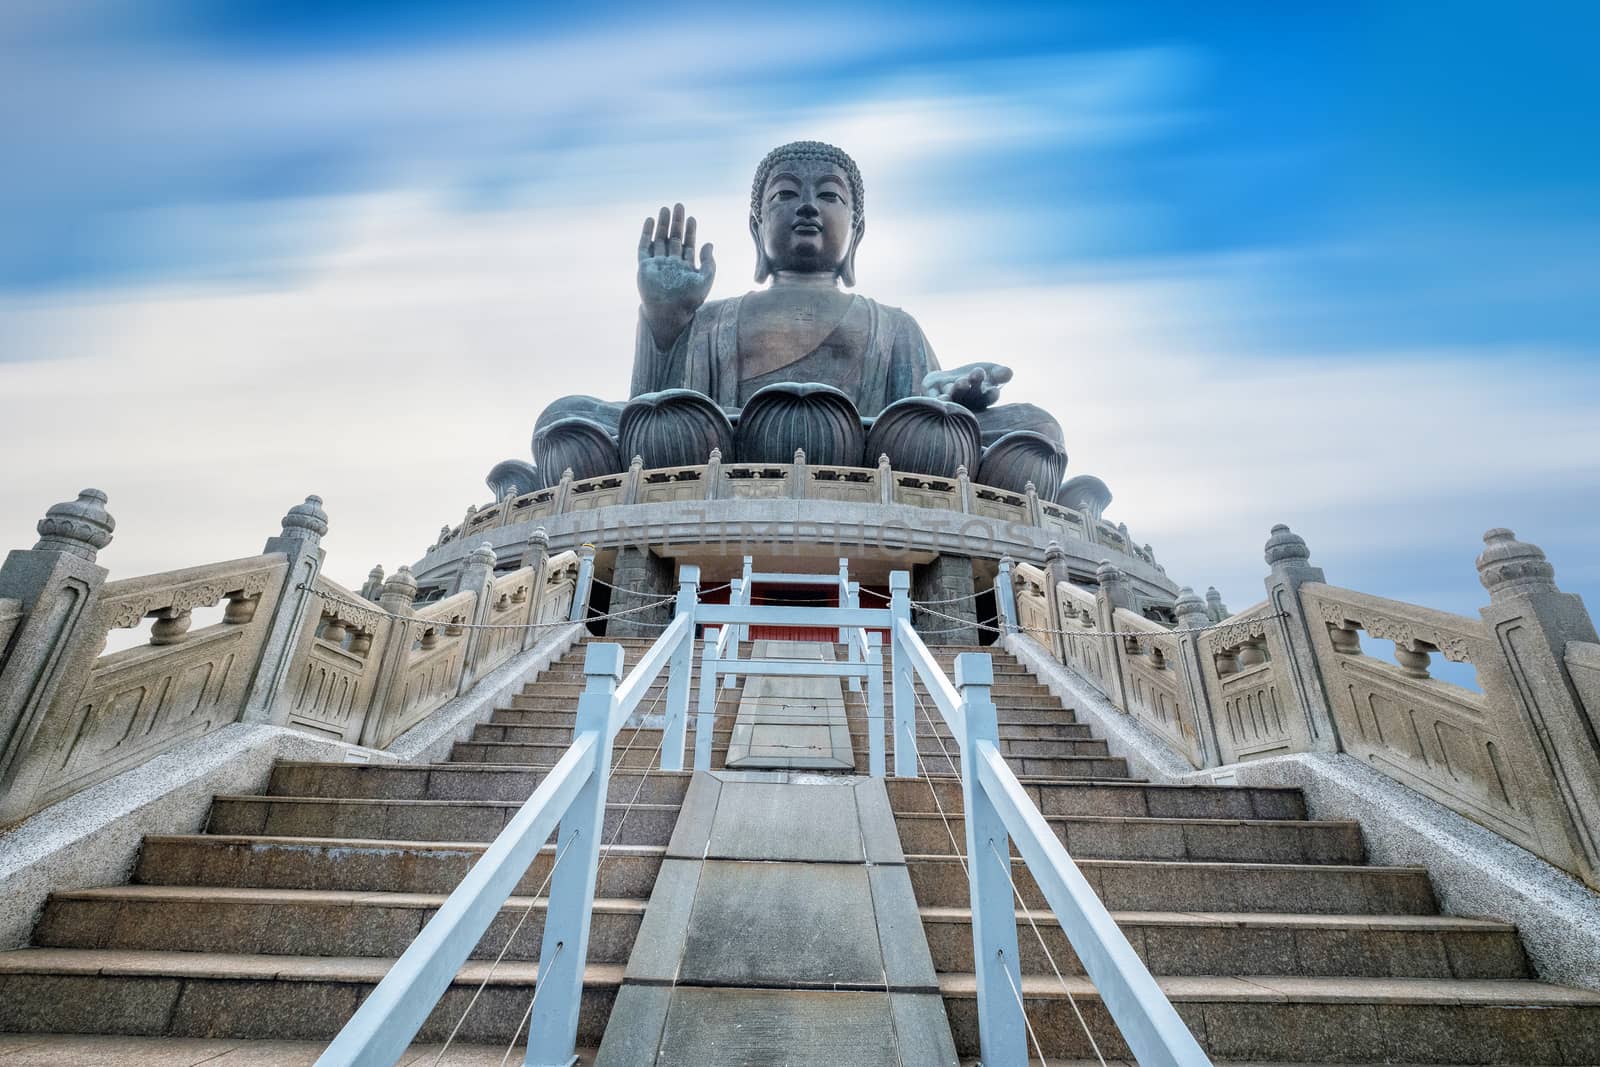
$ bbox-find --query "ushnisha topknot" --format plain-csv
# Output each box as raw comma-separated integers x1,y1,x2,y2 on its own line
750,141,864,230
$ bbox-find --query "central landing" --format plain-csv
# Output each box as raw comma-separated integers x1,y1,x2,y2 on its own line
725,641,855,770
595,771,958,1066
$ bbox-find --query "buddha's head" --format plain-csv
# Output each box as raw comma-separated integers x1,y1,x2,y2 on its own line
750,141,865,286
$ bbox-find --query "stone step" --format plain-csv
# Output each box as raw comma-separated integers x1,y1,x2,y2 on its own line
207,796,681,846
903,751,1130,780
0,949,623,1045
134,836,665,898
913,720,1093,741
887,777,1308,821
906,854,1439,914
918,907,1529,979
449,740,730,767
915,735,1100,758
35,885,647,964
0,1034,602,1064
267,762,693,804
896,811,1365,864
937,972,1600,1064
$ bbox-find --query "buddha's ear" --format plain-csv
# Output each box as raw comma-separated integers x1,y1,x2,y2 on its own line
750,217,771,283
840,221,865,288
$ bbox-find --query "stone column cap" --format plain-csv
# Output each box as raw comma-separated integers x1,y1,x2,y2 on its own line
1477,528,1558,597
34,488,115,561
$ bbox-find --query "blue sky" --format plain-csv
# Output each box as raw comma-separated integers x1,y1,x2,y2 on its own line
1,2,1596,660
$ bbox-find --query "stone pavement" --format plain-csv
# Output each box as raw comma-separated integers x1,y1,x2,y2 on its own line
594,769,959,1065
725,641,854,770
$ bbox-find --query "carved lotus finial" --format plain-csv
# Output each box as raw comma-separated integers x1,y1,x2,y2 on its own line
1095,559,1124,584
528,526,551,550
1264,523,1311,566
1476,528,1557,598
381,564,418,605
34,488,115,561
279,495,329,542
1174,585,1208,621
1044,540,1066,564
469,541,497,567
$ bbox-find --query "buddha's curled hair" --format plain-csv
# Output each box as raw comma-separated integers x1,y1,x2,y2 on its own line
750,141,864,229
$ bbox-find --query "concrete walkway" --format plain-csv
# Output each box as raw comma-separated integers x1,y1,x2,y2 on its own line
595,770,958,1065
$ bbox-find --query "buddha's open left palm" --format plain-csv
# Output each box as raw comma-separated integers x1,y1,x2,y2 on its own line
924,362,1012,412
638,203,715,350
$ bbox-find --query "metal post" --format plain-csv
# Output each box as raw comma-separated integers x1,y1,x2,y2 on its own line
567,544,595,624
995,555,1019,635
846,579,863,693
890,570,917,778
523,643,621,1066
660,564,699,772
837,558,851,645
956,651,1027,1066
694,628,720,772
739,555,753,642
722,577,742,689
866,632,885,777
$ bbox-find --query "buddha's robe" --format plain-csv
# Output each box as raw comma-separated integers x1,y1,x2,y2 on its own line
629,293,934,418
536,292,1062,447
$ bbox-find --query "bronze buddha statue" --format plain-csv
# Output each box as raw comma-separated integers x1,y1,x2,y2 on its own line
531,141,1065,492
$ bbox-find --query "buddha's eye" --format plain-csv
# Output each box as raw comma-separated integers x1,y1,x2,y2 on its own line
771,188,797,201
819,191,841,202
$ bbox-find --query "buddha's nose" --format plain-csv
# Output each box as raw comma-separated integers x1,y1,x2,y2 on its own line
796,201,820,219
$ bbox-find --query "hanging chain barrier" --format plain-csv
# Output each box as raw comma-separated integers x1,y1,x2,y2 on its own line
298,580,730,635
914,600,1293,640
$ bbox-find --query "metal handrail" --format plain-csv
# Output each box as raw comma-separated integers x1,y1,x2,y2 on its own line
888,612,1211,1067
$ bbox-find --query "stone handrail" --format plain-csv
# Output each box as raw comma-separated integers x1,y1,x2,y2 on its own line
1296,582,1547,853
1009,525,1600,889
0,600,22,665
0,551,289,824
439,454,1156,573
0,491,594,827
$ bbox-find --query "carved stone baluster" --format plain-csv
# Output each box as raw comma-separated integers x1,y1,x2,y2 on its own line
1392,640,1433,678
148,607,192,646
224,593,259,625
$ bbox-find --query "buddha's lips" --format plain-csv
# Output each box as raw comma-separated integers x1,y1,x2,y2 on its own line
792,222,822,234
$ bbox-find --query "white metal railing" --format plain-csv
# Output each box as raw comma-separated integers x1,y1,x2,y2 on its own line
318,557,1206,1065
889,610,1211,1066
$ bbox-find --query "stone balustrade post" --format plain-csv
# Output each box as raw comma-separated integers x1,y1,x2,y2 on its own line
1043,541,1072,661
0,490,115,813
877,453,894,506
704,447,723,501
359,566,419,748
994,556,1019,637
1261,524,1341,754
1205,586,1229,623
1173,586,1224,768
1024,480,1043,528
553,467,575,515
360,564,385,602
1094,560,1134,712
623,455,644,505
956,464,972,513
240,495,329,726
1474,529,1600,888
519,527,551,651
569,543,596,624
454,542,498,695
790,448,808,499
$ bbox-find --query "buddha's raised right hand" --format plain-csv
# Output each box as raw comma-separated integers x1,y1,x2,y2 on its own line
638,203,716,351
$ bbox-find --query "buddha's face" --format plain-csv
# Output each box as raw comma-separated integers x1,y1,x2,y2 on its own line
756,158,856,277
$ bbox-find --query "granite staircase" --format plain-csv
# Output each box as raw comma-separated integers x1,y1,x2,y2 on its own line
0,635,705,1055
2,635,1598,1064
890,643,1600,1065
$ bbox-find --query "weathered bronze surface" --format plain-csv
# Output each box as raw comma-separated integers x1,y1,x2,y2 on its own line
532,141,1065,480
